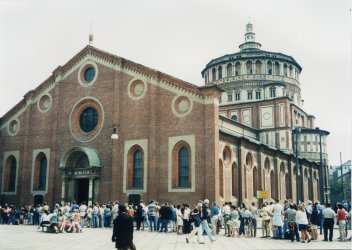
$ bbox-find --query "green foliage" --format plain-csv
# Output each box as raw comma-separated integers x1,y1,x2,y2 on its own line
330,179,343,194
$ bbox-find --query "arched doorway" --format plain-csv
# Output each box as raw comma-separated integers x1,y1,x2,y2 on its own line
59,147,102,205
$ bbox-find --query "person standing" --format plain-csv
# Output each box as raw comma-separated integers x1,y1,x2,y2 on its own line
135,204,144,230
183,204,191,234
322,203,336,242
222,202,231,236
337,203,347,242
249,202,258,237
260,203,271,238
79,201,87,228
176,205,184,235
284,204,300,242
210,202,219,235
296,204,311,243
112,204,134,250
272,199,283,239
147,200,157,231
310,203,320,240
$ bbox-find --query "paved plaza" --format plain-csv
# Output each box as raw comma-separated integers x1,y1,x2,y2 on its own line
0,225,350,250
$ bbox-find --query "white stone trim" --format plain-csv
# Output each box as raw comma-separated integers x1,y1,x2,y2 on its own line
77,60,99,87
7,118,20,136
69,96,105,142
31,149,50,195
127,78,147,101
168,135,195,192
37,93,52,113
0,53,216,131
1,151,20,195
123,139,148,193
171,96,193,118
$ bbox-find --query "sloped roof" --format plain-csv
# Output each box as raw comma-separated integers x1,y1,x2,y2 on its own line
1,46,218,127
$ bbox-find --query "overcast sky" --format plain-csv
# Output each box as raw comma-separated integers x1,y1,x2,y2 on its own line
0,0,351,166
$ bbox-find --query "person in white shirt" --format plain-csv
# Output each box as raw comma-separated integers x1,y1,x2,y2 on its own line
183,204,191,234
222,202,231,235
296,204,311,243
79,202,87,228
272,199,283,239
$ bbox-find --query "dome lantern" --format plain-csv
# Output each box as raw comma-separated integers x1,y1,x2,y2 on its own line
239,22,261,51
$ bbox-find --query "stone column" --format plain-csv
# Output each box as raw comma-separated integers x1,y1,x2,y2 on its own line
88,178,94,206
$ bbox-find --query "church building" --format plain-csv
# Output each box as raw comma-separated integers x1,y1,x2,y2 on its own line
0,23,329,207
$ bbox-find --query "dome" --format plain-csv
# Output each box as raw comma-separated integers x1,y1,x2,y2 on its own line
201,23,303,106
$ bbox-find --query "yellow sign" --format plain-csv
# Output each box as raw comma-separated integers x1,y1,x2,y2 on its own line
257,191,268,199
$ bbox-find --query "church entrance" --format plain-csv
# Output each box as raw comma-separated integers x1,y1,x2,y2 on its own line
75,178,89,204
59,147,103,206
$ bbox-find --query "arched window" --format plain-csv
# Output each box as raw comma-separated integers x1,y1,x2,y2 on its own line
289,65,293,78
246,61,252,74
270,170,276,199
34,153,47,191
285,173,289,199
227,64,232,77
218,66,222,79
219,159,224,197
231,115,238,121
267,61,272,75
253,166,258,197
308,176,312,201
274,62,280,75
127,146,144,189
270,87,276,98
255,60,262,74
212,68,216,81
178,147,190,188
235,62,241,76
264,157,270,173
245,152,253,169
133,150,143,188
172,141,191,189
283,64,288,76
4,156,17,192
232,162,238,197
244,165,247,199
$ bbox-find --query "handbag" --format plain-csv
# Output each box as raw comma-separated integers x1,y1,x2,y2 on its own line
130,242,136,250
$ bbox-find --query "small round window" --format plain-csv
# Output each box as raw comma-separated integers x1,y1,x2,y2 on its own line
84,67,95,83
79,107,98,133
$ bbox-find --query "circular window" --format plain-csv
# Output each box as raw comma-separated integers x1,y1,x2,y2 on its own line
79,107,98,132
38,94,52,113
84,67,95,83
69,97,104,142
7,119,20,136
172,96,193,117
78,61,98,87
128,79,147,100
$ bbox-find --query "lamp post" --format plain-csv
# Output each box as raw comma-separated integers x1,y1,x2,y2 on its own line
340,152,344,201
111,124,119,140
317,128,325,204
293,127,301,205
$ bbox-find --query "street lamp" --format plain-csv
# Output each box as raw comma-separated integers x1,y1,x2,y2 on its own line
111,124,119,140
316,127,326,204
293,127,301,205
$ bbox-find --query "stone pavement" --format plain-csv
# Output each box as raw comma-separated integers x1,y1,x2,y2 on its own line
0,225,350,250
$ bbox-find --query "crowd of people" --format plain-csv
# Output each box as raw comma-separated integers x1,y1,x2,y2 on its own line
1,199,351,245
